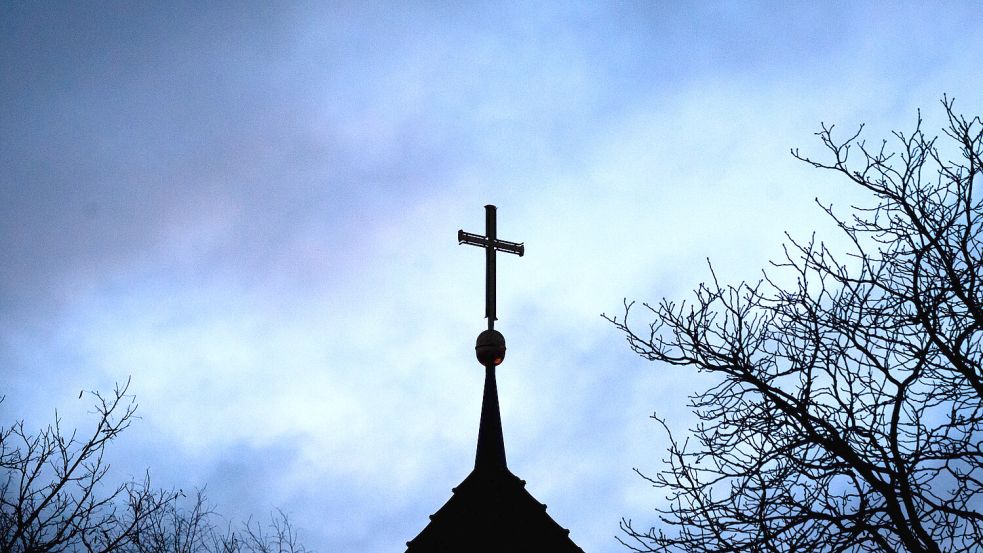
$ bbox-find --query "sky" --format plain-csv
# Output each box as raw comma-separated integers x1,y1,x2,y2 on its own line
2,2,982,552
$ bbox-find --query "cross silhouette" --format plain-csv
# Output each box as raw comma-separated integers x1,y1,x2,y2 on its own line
458,205,524,330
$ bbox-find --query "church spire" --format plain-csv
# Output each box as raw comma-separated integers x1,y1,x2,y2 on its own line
458,205,524,472
405,204,584,552
475,338,508,471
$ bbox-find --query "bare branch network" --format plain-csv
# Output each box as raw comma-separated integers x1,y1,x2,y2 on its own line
606,98,983,553
1,380,312,553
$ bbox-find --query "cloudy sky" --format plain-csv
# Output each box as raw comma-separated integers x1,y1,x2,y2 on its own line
2,2,982,552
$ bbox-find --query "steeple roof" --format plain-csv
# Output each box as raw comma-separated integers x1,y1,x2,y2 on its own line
405,466,584,553
405,363,584,553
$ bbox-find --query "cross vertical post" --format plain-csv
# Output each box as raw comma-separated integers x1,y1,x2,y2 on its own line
458,204,525,331
485,205,496,330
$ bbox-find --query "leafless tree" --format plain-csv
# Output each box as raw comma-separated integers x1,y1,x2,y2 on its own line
128,492,310,553
1,380,175,553
1,383,313,553
606,98,982,553
220,509,311,553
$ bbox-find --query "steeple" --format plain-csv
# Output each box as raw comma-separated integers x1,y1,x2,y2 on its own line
475,363,507,471
404,205,584,553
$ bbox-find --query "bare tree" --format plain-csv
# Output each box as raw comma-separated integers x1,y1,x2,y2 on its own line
129,491,310,553
1,383,313,553
223,509,311,553
1,381,175,553
127,489,213,553
606,98,982,553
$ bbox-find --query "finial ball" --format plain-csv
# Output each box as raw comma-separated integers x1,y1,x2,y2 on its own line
475,329,506,366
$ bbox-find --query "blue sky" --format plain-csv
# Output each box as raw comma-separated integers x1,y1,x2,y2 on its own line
2,3,982,552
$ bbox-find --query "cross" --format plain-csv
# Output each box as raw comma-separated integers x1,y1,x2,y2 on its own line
458,205,524,330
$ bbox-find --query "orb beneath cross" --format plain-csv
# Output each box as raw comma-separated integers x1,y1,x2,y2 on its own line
475,329,506,366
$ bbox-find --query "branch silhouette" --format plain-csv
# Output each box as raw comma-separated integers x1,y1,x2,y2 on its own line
606,98,982,553
1,382,313,553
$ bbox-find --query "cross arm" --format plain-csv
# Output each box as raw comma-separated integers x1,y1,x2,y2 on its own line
458,230,525,257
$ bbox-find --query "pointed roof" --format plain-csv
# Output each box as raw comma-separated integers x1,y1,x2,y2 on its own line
405,467,584,553
475,364,507,471
405,365,584,553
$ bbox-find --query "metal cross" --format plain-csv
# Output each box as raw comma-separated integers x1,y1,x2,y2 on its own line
458,205,524,330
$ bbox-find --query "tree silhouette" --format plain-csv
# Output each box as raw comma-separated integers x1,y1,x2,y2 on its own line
606,98,982,553
1,382,310,553
130,491,310,553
